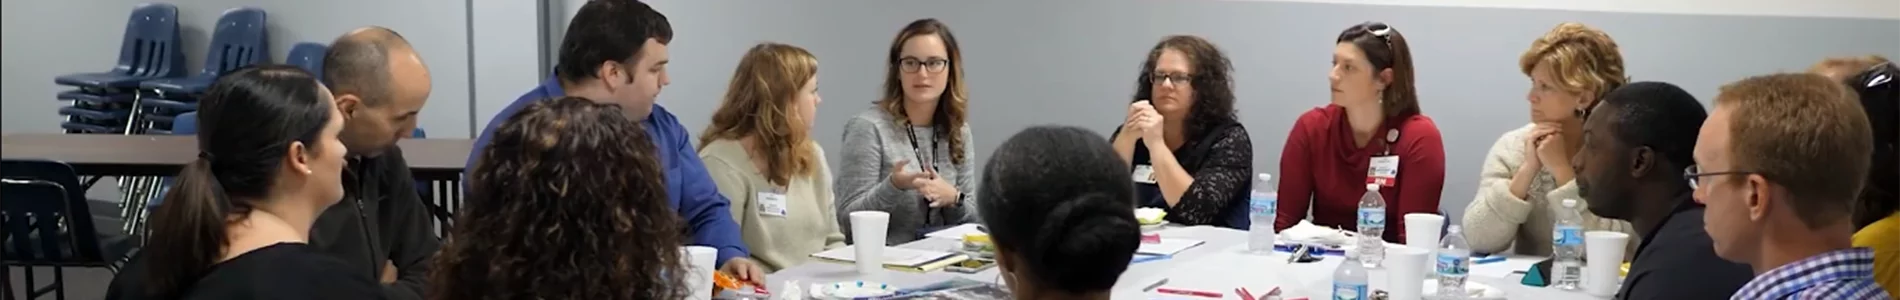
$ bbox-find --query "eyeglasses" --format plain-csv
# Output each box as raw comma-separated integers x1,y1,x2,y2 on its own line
1149,72,1195,87
898,58,949,73
1683,165,1759,190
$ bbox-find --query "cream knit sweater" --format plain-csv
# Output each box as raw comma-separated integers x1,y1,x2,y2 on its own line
1462,124,1637,257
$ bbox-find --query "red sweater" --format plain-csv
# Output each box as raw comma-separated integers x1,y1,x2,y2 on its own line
1275,105,1446,243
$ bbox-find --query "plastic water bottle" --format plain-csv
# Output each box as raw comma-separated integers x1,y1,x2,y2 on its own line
1248,173,1278,253
1436,225,1471,299
1356,183,1386,268
1333,254,1369,300
1551,199,1586,291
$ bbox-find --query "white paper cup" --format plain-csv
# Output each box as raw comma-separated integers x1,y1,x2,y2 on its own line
849,211,891,277
1385,247,1429,300
1583,231,1630,296
1403,213,1444,251
683,246,718,300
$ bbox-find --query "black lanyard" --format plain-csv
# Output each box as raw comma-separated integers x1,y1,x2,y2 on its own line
903,122,941,173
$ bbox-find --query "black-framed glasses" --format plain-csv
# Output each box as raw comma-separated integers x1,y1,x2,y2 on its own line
1149,72,1195,87
1683,165,1759,190
898,58,949,73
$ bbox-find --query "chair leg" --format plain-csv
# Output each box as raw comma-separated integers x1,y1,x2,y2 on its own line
49,267,61,300
21,267,33,299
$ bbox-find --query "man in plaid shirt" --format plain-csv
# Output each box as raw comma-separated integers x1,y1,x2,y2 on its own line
1690,73,1890,300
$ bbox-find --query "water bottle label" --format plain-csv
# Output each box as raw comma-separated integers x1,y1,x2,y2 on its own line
1332,282,1367,300
1553,225,1584,246
1251,194,1277,217
1435,253,1469,276
1357,208,1386,228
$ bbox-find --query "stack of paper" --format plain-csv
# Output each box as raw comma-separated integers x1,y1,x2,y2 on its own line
810,246,969,273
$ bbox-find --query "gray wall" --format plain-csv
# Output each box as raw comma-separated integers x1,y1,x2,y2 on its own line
1,0,479,138
624,0,1900,223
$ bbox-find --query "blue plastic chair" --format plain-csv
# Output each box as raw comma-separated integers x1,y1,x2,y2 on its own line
2,160,137,299
142,112,196,211
287,42,328,78
52,3,185,90
140,7,269,96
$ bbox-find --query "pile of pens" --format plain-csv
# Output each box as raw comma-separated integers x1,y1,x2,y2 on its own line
1140,278,1304,300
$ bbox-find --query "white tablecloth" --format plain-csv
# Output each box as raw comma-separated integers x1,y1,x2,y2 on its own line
768,225,1608,299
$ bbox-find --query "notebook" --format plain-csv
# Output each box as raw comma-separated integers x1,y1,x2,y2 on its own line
810,246,970,273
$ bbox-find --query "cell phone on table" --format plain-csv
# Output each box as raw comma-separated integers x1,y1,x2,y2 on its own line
946,259,996,273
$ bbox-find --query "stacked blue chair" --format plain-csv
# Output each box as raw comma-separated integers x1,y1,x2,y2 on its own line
52,3,186,135
2,160,137,299
286,42,328,78
139,6,269,135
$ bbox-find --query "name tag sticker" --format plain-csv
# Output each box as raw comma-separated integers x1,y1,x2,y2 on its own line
758,191,789,217
1132,164,1158,184
1366,155,1400,187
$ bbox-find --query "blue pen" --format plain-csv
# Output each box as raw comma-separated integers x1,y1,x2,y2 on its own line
1131,254,1172,264
1472,255,1508,264
1272,244,1347,256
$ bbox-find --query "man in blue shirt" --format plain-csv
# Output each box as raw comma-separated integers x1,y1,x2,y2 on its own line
465,0,764,281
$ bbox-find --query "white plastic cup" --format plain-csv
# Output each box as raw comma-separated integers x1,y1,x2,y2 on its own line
682,246,718,300
1403,213,1444,251
1583,231,1630,296
849,211,891,277
1385,247,1429,300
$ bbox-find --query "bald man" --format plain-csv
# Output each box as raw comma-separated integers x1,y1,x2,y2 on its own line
102,27,439,300
307,26,439,300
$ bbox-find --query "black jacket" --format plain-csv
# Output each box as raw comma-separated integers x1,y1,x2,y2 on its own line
1615,193,1754,300
312,146,441,300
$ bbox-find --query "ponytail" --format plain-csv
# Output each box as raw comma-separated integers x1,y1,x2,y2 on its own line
143,157,241,298
1024,193,1141,293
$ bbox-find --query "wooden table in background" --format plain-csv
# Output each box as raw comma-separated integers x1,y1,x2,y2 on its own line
3,133,471,235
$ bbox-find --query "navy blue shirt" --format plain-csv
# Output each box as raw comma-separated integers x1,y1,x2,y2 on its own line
466,76,749,265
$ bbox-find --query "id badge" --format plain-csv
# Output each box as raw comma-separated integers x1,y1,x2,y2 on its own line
1366,155,1400,187
757,190,789,217
1132,164,1158,184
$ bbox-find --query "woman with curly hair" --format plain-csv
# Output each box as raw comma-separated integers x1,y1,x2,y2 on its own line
836,18,977,245
698,42,845,272
1109,35,1254,229
1277,22,1447,244
1463,22,1636,256
431,96,690,300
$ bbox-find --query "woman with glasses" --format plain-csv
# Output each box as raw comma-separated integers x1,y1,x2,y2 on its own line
1462,22,1636,256
835,18,976,245
1811,55,1899,298
1109,35,1253,229
698,43,845,272
1276,22,1447,244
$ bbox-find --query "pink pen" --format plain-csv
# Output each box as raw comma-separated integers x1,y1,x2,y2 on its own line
1155,288,1223,298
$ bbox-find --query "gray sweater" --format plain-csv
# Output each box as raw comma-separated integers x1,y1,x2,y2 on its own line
834,108,978,245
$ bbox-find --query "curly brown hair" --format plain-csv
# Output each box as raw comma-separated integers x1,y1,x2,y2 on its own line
433,96,690,300
1133,35,1240,142
700,42,821,186
878,18,969,166
1519,22,1628,102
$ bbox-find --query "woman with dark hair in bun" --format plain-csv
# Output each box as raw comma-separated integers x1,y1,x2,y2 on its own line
978,126,1141,300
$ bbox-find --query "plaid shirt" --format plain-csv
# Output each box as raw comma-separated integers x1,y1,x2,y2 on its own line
1733,248,1891,300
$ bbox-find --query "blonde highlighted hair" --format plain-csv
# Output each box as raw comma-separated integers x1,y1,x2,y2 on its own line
1520,22,1628,100
699,43,820,186
1807,55,1890,82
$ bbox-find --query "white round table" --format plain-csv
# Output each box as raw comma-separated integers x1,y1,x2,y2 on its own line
767,225,1608,299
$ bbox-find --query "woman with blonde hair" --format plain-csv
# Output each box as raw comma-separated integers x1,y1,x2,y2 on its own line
835,18,977,245
1462,22,1635,256
698,42,845,272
